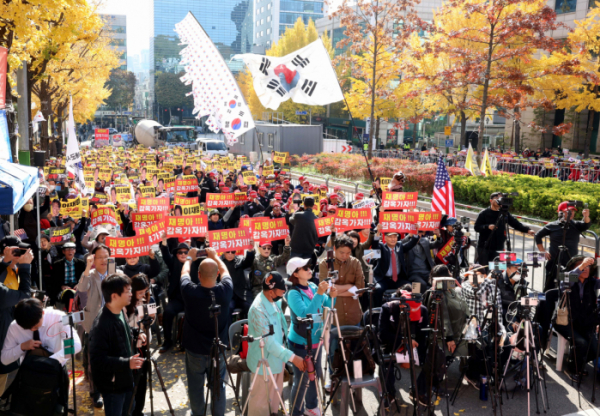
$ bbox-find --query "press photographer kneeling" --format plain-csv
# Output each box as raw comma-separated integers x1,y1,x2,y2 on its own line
552,256,599,383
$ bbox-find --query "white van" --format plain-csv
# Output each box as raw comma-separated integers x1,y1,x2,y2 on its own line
197,139,229,158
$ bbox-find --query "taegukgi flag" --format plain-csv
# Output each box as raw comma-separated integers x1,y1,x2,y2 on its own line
175,12,255,145
66,97,86,195
233,38,344,110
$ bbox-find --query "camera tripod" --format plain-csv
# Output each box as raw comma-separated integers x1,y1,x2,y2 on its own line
128,311,175,416
241,325,289,416
204,291,242,416
498,306,548,416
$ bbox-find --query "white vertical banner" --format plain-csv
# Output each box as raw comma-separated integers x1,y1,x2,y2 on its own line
175,12,255,146
65,97,86,194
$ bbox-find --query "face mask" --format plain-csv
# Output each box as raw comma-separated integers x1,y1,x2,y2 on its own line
509,271,520,282
48,185,55,192
23,204,33,212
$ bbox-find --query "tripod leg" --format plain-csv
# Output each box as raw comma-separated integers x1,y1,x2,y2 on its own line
218,343,243,414
499,346,515,395
241,365,264,415
592,332,600,403
150,359,175,416
265,362,289,416
529,324,547,413
332,310,357,412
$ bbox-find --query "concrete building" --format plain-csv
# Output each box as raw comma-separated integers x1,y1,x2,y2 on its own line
100,14,127,70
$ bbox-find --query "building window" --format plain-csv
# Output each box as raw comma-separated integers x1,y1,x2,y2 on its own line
261,6,264,12
261,19,264,24
256,21,260,26
240,134,245,145
257,132,264,146
556,0,576,13
261,30,264,36
267,28,271,34
267,15,271,22
268,3,271,9
268,133,274,147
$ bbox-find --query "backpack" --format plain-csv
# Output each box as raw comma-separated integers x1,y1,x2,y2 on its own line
331,327,376,381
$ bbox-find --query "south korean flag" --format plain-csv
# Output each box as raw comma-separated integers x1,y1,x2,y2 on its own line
233,38,344,110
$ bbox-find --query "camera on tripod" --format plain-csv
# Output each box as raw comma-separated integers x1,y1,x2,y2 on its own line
209,291,221,317
432,277,456,291
496,192,519,209
137,303,158,318
520,297,539,307
566,200,584,210
558,270,581,284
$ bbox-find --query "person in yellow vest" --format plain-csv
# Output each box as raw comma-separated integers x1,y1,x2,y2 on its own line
0,236,33,396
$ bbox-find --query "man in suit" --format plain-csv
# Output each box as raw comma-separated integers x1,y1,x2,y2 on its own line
49,242,86,304
289,196,318,261
373,225,420,307
404,230,444,290
77,244,124,409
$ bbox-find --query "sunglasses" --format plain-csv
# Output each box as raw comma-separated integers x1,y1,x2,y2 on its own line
225,251,236,255
328,210,336,214
261,246,273,251
177,250,189,255
297,265,311,272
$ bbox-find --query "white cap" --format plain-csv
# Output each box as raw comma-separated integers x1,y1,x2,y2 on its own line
286,257,311,277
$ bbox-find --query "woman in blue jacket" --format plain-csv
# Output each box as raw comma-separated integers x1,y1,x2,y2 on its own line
286,258,337,416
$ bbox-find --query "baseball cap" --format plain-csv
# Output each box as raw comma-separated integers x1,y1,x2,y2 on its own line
260,241,273,248
62,242,76,249
274,193,282,200
273,202,281,208
558,201,578,212
299,176,305,181
334,186,341,192
283,180,290,184
259,185,267,191
490,192,501,200
262,271,287,292
320,198,328,205
286,257,311,276
441,217,457,226
320,184,328,190
249,191,258,198
0,236,30,251
209,209,221,217
293,189,301,194
355,192,364,200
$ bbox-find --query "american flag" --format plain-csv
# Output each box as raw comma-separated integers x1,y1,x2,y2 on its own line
431,155,455,217
13,229,28,241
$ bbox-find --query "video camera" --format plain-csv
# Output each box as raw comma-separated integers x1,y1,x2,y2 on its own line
566,200,584,210
495,192,519,210
558,269,581,285
432,277,456,292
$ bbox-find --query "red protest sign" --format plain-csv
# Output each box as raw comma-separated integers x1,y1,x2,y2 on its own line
381,192,419,210
380,212,418,234
175,176,198,193
166,214,208,238
131,212,164,230
91,207,118,227
138,197,170,213
208,228,253,253
206,192,248,208
106,235,151,258
174,195,197,206
137,220,166,245
94,128,110,142
333,208,372,232
436,237,455,264
415,211,442,231
315,216,334,237
251,217,289,242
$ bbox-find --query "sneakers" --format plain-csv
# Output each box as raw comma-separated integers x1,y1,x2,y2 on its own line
464,375,480,390
304,408,322,416
409,390,429,407
91,392,103,409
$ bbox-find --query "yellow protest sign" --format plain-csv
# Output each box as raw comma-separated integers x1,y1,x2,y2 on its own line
182,204,202,216
114,186,132,203
139,186,156,197
242,171,257,185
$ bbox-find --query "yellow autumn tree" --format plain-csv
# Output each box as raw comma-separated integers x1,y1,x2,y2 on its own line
237,18,334,124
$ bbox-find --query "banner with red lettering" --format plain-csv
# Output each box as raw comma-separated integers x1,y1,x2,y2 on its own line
251,217,289,242
137,220,166,245
381,192,418,210
175,175,198,193
166,214,208,237
174,195,197,206
436,237,454,264
206,192,248,208
131,213,164,230
333,208,372,232
315,216,334,237
106,235,151,258
208,228,253,253
380,212,418,234
138,197,170,213
91,206,118,227
415,211,442,231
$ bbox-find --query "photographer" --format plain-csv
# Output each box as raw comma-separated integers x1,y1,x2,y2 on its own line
179,247,233,416
405,229,444,290
496,259,534,329
474,192,534,266
552,256,598,383
287,260,337,416
534,201,591,292
461,265,505,333
289,196,319,261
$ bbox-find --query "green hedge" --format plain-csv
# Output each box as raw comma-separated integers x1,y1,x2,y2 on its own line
452,174,600,224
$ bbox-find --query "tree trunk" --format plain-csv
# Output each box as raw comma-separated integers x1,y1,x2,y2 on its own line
368,36,378,159
585,108,595,158
514,106,521,153
375,116,381,149
478,24,495,164
460,111,467,149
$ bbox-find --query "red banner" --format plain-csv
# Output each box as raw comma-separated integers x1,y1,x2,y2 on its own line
381,192,419,210
131,212,164,230
136,220,166,245
94,128,110,142
436,237,454,264
208,228,253,253
91,207,118,227
206,192,248,208
138,197,170,213
174,195,197,206
175,176,198,193
166,214,208,238
415,211,442,231
315,216,334,237
251,217,289,242
0,47,6,109
333,208,372,232
106,235,151,258
380,212,418,234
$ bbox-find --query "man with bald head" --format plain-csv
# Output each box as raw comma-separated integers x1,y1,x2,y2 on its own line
180,247,233,416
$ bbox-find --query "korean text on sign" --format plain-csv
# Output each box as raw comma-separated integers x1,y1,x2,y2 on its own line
415,211,442,231
131,213,164,230
91,207,118,227
381,192,419,210
380,212,418,234
175,175,198,193
333,208,372,232
251,217,289,242
208,228,253,254
138,197,170,213
167,214,208,238
136,220,166,245
315,216,334,237
106,235,151,258
206,192,248,208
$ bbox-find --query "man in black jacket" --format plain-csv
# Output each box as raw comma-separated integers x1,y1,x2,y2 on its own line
474,192,534,266
289,196,318,260
49,242,86,304
222,246,255,316
90,274,145,416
